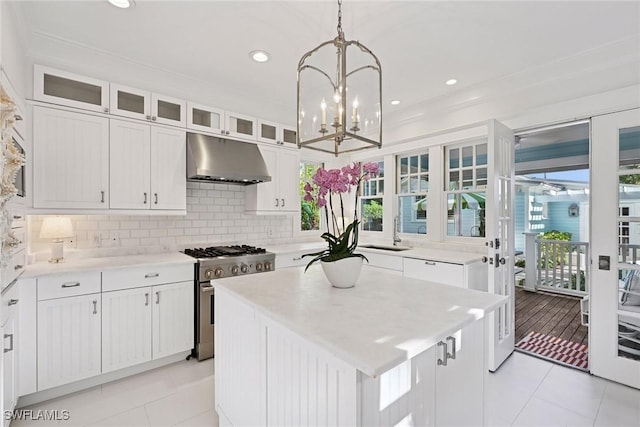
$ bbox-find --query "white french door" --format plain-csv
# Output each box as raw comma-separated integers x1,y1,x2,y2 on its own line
591,108,640,388
486,119,516,372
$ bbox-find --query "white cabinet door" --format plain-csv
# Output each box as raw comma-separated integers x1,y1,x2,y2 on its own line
186,102,225,135
34,65,109,113
33,107,109,209
435,318,485,426
247,145,278,212
2,284,18,422
37,294,101,391
18,278,37,397
257,119,279,144
225,111,256,140
151,93,186,127
109,83,151,121
277,148,300,213
281,124,298,147
109,119,151,209
152,281,193,359
102,287,153,373
403,257,465,287
150,127,186,210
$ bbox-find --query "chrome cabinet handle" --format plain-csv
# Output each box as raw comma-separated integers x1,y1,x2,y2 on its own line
14,265,22,271
424,261,436,266
8,299,18,306
292,256,302,261
92,300,98,315
103,108,109,113
14,114,23,121
446,336,456,360
144,192,147,204
275,198,279,207
146,115,151,120
437,341,448,366
155,291,160,304
4,334,13,353
101,191,105,203
61,282,80,288
281,198,285,207
151,116,157,121
145,292,149,306
154,193,158,205
145,273,159,278
12,215,22,220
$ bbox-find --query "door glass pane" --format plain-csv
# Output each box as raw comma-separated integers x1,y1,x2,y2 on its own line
192,108,211,127
117,91,145,114
619,126,640,169
618,313,640,361
234,118,254,136
619,219,640,265
43,74,102,106
261,123,276,140
283,129,297,144
157,100,181,121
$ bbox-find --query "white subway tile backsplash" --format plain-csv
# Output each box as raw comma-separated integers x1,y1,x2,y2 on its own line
28,182,294,257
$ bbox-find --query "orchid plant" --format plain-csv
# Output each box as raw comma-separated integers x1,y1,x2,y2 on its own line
302,162,379,271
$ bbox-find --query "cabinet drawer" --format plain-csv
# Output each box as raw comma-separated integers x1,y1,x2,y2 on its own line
403,258,464,288
1,280,19,326
102,263,193,292
38,271,101,300
362,251,403,271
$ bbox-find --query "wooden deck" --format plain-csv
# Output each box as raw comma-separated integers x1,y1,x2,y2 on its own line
515,287,588,346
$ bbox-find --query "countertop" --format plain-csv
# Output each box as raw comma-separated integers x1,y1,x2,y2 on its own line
268,242,484,265
23,252,195,278
214,265,506,376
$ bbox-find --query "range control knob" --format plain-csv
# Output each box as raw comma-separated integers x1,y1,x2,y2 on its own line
214,267,224,278
264,261,272,271
231,265,240,275
255,262,263,272
204,269,214,280
240,264,249,274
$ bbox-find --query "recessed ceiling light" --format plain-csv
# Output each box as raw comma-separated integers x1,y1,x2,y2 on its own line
108,0,134,8
390,100,401,106
250,50,270,63
445,79,458,86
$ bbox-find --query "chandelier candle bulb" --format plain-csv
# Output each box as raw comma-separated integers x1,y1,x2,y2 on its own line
321,98,327,126
352,98,358,123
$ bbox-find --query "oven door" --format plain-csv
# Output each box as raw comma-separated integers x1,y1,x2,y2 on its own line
198,282,215,360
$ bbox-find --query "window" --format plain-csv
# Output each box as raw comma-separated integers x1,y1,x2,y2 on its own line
299,160,322,231
361,160,384,231
397,152,429,234
445,142,487,238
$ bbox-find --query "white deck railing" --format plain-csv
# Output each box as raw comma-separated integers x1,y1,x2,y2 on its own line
523,235,589,297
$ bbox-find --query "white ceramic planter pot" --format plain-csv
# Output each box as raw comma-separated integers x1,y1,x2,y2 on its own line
320,257,364,288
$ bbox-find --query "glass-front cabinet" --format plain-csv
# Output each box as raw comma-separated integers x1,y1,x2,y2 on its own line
34,65,109,113
225,111,257,141
110,84,186,127
186,102,225,135
257,120,297,146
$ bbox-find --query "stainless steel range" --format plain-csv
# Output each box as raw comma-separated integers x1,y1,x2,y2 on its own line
183,245,275,361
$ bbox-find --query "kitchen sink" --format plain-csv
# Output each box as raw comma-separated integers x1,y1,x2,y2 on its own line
360,244,411,252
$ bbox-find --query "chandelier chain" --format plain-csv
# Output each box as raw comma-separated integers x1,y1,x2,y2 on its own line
337,0,343,35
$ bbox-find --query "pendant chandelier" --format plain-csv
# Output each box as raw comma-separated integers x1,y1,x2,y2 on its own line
296,0,382,157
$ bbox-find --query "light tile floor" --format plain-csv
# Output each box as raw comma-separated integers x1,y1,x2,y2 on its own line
12,352,640,426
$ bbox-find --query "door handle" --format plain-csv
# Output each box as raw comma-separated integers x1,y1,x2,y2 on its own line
8,299,18,306
446,336,456,360
424,261,436,266
154,193,158,205
4,334,13,353
145,273,159,278
100,190,105,203
92,300,98,315
61,282,80,288
145,292,149,306
275,198,279,207
155,291,160,304
144,192,148,204
437,341,448,366
281,198,285,207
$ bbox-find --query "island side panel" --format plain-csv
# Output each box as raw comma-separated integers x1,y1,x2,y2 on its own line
214,287,266,426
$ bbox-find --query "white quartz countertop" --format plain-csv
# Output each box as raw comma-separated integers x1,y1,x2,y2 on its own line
23,252,195,278
214,266,506,377
268,243,483,265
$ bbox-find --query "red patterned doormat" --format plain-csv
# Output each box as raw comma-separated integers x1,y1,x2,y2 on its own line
515,331,589,371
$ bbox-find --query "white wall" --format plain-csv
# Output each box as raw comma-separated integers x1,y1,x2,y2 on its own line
29,182,293,259
1,1,27,99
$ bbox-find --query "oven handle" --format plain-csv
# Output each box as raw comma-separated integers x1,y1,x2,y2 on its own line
200,284,215,293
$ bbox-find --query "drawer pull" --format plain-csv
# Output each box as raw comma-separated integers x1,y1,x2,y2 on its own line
8,299,18,306
292,257,302,261
145,273,159,278
446,336,457,360
424,261,436,266
437,341,448,366
61,282,81,288
4,334,13,353
155,291,160,304
14,265,23,270
145,292,149,306
12,215,22,220
92,300,98,315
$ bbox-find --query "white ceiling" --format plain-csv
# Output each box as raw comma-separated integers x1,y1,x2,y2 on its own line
12,0,640,138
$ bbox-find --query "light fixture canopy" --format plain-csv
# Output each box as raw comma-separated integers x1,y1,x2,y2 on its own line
108,0,134,9
297,0,382,157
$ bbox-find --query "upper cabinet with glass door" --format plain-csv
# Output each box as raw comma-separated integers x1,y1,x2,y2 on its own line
257,119,297,146
186,103,256,141
34,65,110,113
110,83,186,127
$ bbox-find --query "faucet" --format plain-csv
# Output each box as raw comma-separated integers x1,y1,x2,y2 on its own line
393,216,402,246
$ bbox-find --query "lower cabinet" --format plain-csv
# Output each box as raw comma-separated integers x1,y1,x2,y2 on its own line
403,257,487,291
2,282,20,424
102,281,193,372
37,293,102,391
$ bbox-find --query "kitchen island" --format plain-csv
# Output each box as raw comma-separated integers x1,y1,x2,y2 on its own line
214,265,506,426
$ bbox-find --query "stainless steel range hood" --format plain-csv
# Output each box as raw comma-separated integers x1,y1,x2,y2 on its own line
186,132,271,185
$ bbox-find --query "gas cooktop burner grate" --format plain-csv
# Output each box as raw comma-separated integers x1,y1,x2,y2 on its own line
183,245,267,259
